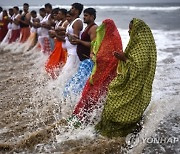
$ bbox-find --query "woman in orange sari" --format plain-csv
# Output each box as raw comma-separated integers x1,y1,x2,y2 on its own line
68,19,123,126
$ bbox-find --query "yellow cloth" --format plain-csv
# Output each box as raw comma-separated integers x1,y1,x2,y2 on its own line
96,18,157,137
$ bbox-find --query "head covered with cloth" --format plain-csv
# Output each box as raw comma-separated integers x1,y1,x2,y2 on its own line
96,18,157,137
69,19,123,126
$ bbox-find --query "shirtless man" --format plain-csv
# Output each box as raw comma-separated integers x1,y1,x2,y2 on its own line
18,3,31,43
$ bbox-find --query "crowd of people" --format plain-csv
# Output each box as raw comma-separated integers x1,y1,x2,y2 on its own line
0,3,157,138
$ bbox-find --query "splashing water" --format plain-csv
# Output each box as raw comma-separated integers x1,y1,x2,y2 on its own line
0,29,180,153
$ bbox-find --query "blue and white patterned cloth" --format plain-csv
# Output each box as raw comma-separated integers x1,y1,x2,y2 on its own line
63,59,94,98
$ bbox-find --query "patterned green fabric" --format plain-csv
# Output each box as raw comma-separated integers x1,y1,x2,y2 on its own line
95,18,157,137
89,24,105,84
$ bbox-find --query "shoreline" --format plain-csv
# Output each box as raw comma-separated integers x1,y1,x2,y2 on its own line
0,26,180,153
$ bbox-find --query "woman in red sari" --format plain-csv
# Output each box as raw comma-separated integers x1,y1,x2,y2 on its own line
0,10,9,42
69,19,123,126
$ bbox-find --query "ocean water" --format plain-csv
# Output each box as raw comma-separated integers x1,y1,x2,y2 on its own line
0,3,180,153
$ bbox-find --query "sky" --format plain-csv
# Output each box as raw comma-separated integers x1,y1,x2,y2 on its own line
0,0,180,6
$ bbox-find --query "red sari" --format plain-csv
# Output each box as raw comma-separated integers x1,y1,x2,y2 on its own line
45,39,67,78
73,19,123,123
0,16,8,42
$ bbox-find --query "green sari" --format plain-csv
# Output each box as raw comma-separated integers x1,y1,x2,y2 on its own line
95,18,157,137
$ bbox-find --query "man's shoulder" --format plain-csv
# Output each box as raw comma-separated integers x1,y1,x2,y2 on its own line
26,13,31,18
74,18,83,24
92,23,98,28
73,18,83,27
89,24,98,31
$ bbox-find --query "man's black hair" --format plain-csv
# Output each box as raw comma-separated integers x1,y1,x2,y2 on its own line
30,10,37,15
39,8,46,13
45,3,52,9
8,8,13,12
72,3,83,15
66,10,72,16
19,10,23,14
13,6,19,11
84,8,96,20
52,8,60,15
59,8,67,16
23,3,29,7
0,7,3,12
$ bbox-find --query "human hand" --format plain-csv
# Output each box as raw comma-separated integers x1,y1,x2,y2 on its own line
41,22,46,27
16,18,21,22
90,52,95,59
56,26,66,33
67,33,79,44
49,30,55,37
56,27,66,36
113,51,127,61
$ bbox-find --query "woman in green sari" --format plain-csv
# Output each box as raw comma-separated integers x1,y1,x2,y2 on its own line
95,18,157,137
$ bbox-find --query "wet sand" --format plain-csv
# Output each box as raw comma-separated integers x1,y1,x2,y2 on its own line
0,48,127,153
0,30,180,153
